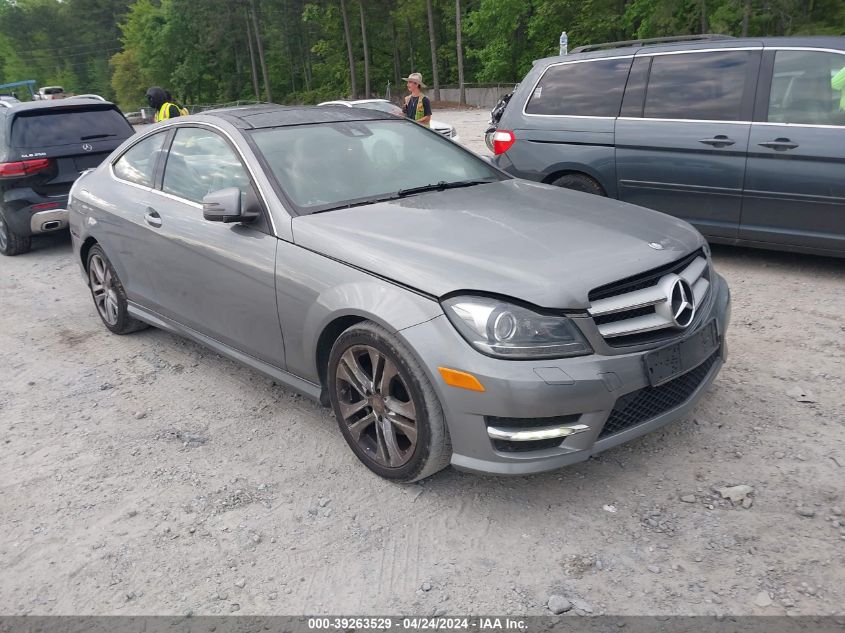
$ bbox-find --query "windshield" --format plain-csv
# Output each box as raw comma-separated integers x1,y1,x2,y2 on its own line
249,119,502,213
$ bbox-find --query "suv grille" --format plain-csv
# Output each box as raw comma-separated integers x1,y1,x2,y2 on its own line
598,349,719,439
588,249,711,347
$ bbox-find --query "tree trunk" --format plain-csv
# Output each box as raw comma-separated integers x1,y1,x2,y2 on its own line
245,11,261,102
699,0,708,34
407,15,415,72
340,0,358,99
249,0,272,102
301,30,312,92
426,0,440,101
455,0,465,105
390,16,401,87
359,0,371,99
741,0,751,37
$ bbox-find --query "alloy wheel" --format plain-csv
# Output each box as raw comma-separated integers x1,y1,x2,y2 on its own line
334,344,418,468
88,253,120,326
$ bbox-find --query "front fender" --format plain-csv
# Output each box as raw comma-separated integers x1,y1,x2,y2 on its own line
275,240,443,384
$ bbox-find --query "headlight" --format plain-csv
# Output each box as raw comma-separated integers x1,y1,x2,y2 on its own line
441,296,592,359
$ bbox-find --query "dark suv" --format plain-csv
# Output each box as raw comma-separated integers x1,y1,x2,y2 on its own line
0,98,134,255
493,35,845,258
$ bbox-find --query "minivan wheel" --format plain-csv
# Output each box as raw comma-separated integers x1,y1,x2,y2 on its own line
86,245,148,335
0,210,32,256
328,322,451,482
551,173,606,196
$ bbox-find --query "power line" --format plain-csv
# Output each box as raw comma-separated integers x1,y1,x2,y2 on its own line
18,47,123,61
13,40,122,56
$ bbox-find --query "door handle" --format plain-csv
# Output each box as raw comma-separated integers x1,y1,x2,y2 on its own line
758,138,799,151
144,208,162,228
697,135,735,148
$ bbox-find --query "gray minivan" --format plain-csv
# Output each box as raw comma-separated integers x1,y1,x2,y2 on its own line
493,35,845,258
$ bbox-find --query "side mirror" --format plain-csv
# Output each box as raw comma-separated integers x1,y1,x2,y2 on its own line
203,187,242,223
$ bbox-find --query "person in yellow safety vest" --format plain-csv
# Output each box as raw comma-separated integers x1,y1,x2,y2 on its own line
832,64,845,111
145,86,186,122
401,72,431,128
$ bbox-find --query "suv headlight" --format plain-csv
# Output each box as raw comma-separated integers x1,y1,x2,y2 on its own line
441,295,592,359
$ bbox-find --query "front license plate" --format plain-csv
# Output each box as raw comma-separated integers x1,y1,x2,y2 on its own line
644,320,719,387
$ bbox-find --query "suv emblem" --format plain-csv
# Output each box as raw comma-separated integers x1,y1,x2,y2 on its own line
670,278,695,328
82,143,93,152
648,242,664,250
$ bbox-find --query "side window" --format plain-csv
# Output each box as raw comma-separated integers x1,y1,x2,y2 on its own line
162,127,252,204
768,50,845,126
644,51,752,121
525,57,633,117
113,132,166,187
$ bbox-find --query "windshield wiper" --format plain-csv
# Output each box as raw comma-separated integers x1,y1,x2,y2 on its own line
80,133,117,140
310,193,403,214
397,179,494,198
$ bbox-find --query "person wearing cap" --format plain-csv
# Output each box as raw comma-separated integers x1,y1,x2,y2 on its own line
401,72,432,127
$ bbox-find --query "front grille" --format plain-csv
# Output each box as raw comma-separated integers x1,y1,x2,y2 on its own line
587,249,711,347
598,349,719,439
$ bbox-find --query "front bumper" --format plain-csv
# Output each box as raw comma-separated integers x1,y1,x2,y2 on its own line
400,273,731,475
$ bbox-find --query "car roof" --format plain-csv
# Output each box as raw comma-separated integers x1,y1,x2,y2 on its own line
193,104,395,129
534,35,845,66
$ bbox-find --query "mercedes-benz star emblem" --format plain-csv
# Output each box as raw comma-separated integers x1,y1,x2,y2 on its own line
82,143,93,152
670,279,695,328
648,242,664,250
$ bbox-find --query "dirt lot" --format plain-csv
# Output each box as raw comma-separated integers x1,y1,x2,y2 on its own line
1,109,844,617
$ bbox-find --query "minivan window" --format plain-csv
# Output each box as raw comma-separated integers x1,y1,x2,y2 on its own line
768,50,845,126
113,132,166,188
525,57,633,117
644,51,751,121
11,107,133,148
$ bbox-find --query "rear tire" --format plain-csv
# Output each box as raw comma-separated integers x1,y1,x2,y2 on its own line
550,173,606,196
86,245,148,335
328,322,451,482
0,210,32,256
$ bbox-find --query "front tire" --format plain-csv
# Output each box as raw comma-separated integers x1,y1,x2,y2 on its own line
0,210,32,256
328,322,451,482
86,245,148,335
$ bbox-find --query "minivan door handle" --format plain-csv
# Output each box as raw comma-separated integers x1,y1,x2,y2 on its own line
758,138,799,151
697,135,735,148
144,208,162,228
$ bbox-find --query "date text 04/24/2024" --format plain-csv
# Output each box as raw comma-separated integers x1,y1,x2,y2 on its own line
306,617,527,630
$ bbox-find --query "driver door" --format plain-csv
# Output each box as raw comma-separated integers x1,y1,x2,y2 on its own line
143,126,285,367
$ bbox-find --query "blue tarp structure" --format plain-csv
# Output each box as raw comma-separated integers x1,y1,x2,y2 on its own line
0,80,37,99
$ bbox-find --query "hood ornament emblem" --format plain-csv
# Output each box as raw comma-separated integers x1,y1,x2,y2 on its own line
648,242,664,250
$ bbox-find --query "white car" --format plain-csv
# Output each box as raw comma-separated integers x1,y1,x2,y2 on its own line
318,99,459,141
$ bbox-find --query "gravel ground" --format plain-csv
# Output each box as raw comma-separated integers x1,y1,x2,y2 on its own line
1,109,843,617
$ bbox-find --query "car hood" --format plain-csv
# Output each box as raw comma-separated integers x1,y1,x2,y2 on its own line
291,179,705,309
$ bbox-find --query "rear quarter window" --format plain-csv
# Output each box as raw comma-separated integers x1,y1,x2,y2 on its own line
525,57,633,117
11,108,133,148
